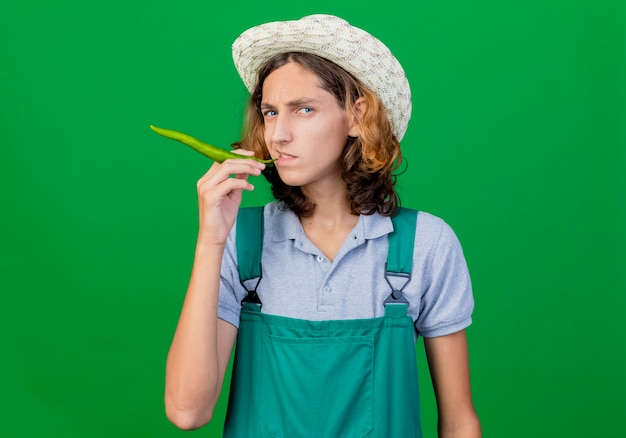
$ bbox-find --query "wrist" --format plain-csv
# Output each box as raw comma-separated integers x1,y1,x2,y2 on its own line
195,225,230,251
195,238,226,256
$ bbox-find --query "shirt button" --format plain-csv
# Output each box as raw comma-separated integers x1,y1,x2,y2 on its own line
323,286,332,293
317,256,324,263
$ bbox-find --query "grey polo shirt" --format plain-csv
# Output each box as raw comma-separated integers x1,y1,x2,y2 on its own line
218,202,474,338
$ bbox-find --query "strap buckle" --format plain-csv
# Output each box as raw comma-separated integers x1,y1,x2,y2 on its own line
383,265,411,305
241,263,263,307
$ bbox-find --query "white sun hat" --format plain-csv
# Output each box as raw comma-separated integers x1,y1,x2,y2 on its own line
232,14,412,141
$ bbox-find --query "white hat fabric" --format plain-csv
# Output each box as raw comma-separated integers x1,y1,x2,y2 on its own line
232,14,412,141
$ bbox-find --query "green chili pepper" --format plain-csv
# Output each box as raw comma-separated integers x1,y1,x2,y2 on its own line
149,125,275,165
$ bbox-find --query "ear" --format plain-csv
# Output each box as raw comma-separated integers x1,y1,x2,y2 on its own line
348,97,367,137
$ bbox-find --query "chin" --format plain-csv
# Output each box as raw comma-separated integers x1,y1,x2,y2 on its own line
275,170,308,188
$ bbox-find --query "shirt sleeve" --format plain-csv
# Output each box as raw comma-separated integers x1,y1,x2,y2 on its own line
217,220,247,329
415,218,474,338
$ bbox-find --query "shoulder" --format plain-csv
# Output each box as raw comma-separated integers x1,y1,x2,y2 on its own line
391,209,462,256
235,202,301,247
262,201,300,239
415,211,462,247
236,202,291,231
411,210,469,278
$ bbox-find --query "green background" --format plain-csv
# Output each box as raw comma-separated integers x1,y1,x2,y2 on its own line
1,0,624,436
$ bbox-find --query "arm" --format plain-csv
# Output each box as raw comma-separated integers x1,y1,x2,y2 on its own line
164,154,266,430
424,330,481,438
164,245,238,430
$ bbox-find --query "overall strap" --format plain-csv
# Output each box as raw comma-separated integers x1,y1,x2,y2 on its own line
385,207,418,305
235,206,417,306
236,206,264,305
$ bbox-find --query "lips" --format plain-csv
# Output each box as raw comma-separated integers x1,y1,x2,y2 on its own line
275,150,297,165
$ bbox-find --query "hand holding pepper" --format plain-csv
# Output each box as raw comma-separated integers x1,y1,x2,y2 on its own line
150,124,267,246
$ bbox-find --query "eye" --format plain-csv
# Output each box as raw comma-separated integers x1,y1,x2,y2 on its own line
298,107,314,114
263,109,277,117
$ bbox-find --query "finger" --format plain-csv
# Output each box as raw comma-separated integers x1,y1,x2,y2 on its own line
198,173,254,199
198,160,265,185
230,148,255,156
220,177,255,194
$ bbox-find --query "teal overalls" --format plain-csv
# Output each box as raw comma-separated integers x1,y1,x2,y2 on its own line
223,207,423,437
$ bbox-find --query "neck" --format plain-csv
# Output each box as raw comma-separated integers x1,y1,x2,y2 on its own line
301,182,352,221
298,187,359,261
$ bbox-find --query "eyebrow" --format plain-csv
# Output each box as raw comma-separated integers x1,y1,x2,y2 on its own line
260,98,322,110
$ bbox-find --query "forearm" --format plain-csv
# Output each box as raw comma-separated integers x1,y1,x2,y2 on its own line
164,242,226,429
424,331,481,438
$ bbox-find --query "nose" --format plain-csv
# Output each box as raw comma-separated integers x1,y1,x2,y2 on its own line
269,113,293,145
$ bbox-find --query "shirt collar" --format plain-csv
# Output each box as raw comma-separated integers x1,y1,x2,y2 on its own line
270,204,393,242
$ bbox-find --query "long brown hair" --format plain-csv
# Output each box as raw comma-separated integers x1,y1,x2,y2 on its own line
234,52,402,217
